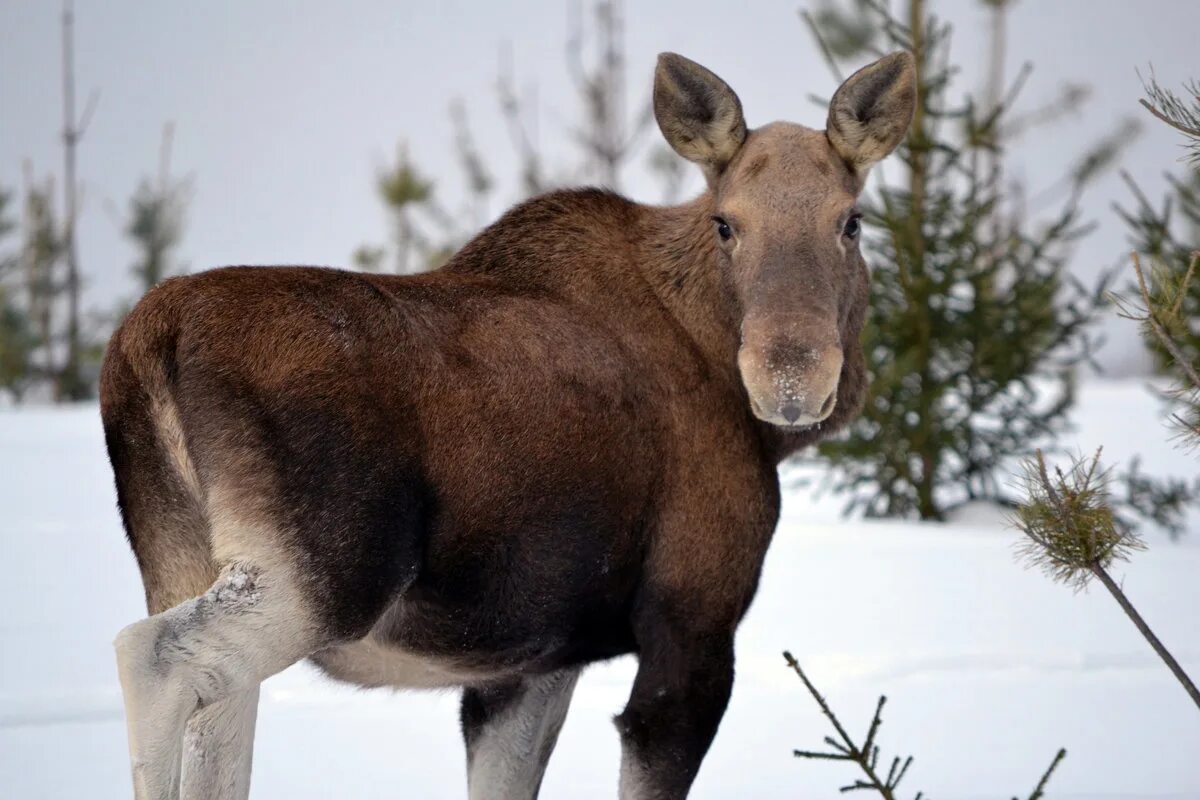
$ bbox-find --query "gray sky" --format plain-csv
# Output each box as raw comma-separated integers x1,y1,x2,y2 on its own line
2,0,1197,372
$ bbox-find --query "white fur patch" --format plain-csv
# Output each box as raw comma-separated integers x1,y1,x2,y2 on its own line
115,563,317,800
313,636,486,690
467,670,580,800
618,748,654,800
150,390,203,505
180,687,259,800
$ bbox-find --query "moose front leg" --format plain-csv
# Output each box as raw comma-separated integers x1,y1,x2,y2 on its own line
615,625,735,800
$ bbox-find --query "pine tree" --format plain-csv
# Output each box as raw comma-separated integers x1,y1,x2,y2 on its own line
803,0,1125,519
373,143,436,275
21,170,64,396
355,0,662,273
125,125,191,293
57,0,99,401
1012,74,1200,712
0,185,36,402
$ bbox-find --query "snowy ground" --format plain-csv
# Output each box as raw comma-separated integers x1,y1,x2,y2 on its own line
1,380,1197,799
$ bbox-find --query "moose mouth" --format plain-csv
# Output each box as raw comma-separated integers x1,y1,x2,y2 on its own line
748,392,836,430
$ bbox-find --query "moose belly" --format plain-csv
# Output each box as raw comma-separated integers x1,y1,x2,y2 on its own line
310,635,518,690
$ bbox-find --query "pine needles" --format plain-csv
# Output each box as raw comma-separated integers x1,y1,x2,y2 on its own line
1138,70,1200,167
1012,448,1144,592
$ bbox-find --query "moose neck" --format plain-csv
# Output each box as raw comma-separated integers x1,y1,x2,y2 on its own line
636,192,742,373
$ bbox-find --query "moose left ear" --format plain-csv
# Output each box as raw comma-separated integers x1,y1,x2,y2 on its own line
826,51,917,174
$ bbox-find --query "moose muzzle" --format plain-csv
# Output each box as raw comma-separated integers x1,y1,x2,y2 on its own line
738,316,843,428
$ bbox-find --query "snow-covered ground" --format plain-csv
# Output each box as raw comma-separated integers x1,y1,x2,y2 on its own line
1,380,1197,799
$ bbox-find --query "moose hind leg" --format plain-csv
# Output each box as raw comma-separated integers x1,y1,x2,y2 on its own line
114,563,320,800
179,687,260,800
461,668,581,800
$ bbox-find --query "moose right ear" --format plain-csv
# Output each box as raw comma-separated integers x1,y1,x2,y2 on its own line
826,51,916,176
654,53,747,185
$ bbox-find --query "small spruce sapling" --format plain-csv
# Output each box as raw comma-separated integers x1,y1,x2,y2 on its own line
784,651,1068,800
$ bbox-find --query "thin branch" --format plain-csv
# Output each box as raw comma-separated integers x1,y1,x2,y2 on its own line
1139,97,1200,139
75,88,100,139
1021,747,1067,800
798,9,846,83
1091,564,1200,710
783,651,865,762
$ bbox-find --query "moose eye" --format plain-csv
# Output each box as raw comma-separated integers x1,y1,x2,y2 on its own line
713,217,733,242
843,214,862,240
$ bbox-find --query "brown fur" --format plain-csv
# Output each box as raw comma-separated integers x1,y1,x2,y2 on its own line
101,50,915,798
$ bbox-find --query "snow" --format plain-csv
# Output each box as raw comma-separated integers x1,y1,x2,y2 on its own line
1,380,1198,799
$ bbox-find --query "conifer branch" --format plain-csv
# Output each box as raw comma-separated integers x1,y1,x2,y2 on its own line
784,650,911,799
1140,98,1200,141
1136,70,1200,165
1125,251,1200,392
1012,449,1200,710
785,651,1066,800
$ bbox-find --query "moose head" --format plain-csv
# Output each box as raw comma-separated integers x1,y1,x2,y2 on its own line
654,51,916,428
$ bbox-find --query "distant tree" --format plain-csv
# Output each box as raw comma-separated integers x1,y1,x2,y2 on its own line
57,0,100,400
0,185,36,402
354,0,666,272
646,143,687,204
451,100,495,230
564,0,653,190
376,143,443,274
124,124,191,294
0,187,15,273
802,0,1133,519
351,244,386,273
21,169,64,395
1104,74,1200,536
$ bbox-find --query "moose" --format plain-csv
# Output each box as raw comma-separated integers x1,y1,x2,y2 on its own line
101,50,915,799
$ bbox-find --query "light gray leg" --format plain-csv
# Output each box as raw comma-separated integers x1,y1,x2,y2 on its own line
114,563,320,800
463,668,581,800
180,687,260,800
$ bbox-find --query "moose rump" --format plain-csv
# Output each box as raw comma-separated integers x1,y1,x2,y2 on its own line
100,251,671,797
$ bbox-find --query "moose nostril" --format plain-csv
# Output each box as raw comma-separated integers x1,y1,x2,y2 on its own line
781,404,801,424
819,390,837,417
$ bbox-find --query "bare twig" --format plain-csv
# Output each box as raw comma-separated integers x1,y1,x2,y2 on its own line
1091,564,1200,710
496,42,543,196
798,9,846,83
1019,747,1067,800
